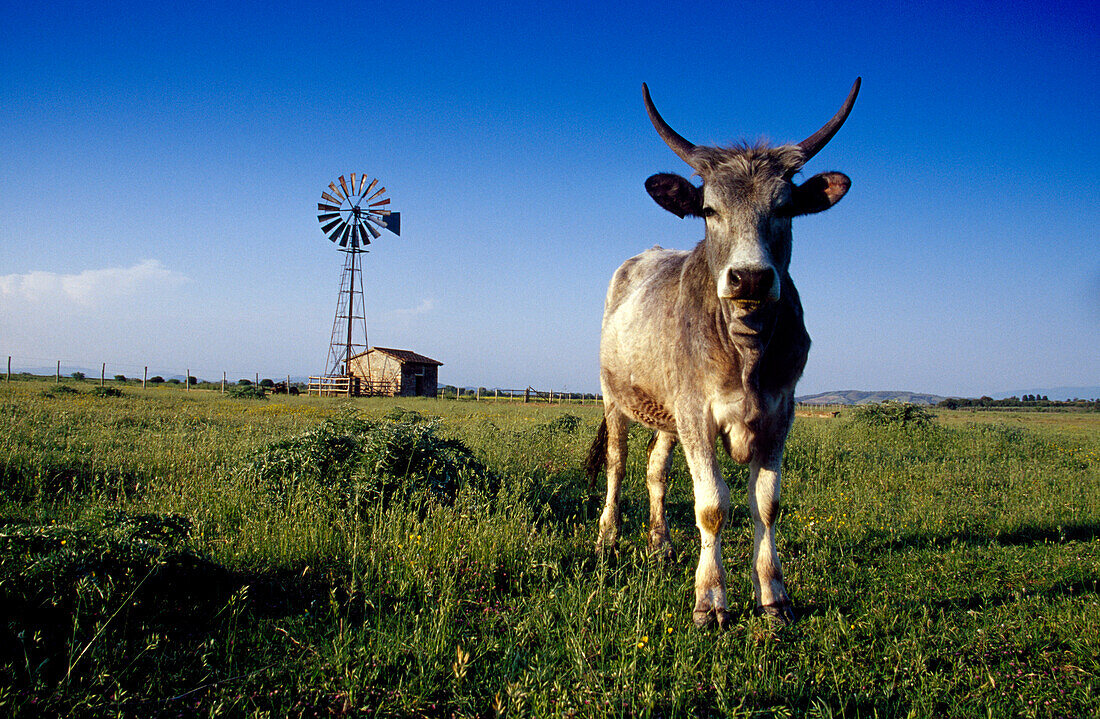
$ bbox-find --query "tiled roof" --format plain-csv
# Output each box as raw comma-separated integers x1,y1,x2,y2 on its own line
351,347,443,366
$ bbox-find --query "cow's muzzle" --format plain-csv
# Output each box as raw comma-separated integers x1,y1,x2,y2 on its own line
718,266,780,306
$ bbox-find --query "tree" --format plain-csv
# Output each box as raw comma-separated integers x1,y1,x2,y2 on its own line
114,374,127,382
259,378,275,388
149,376,165,384
71,371,85,381
188,376,198,386
238,379,252,386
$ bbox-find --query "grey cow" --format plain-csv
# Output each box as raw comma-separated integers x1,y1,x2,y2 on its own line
587,79,860,627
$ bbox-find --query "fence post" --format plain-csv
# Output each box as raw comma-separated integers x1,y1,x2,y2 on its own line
101,363,105,386
56,360,60,384
186,369,190,392
476,387,480,401
143,366,147,389
222,371,226,393
6,356,9,383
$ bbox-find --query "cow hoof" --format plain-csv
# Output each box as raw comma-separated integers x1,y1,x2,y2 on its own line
756,601,796,626
692,607,732,629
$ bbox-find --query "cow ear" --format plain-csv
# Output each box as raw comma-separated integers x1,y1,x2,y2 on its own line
645,173,703,218
790,172,850,216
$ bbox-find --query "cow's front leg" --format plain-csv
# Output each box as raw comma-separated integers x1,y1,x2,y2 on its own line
645,431,677,559
679,422,731,628
596,409,629,554
748,459,794,624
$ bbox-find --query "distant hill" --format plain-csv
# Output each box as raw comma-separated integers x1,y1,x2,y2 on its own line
796,390,946,406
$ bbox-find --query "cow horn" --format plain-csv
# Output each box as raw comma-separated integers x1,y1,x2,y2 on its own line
643,83,699,169
797,77,861,162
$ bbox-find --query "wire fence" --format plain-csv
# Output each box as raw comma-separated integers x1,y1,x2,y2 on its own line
5,354,854,411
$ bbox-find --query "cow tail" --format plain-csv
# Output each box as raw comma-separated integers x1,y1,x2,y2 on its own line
585,418,608,491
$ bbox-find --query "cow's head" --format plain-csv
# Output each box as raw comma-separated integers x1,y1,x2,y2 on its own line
643,80,859,319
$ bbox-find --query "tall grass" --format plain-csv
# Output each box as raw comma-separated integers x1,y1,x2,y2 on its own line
1,379,1097,717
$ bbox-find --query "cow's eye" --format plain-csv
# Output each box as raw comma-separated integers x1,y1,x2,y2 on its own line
701,207,717,218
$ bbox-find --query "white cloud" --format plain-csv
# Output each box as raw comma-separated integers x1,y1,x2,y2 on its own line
0,260,187,306
392,298,435,316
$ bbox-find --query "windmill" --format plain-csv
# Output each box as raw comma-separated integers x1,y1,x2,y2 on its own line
317,173,401,388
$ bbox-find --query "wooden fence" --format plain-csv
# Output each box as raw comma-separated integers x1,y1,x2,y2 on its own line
306,376,400,397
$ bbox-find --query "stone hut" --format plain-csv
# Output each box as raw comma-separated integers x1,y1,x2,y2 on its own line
347,347,442,397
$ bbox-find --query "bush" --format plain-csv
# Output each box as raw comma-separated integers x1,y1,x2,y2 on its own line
90,386,123,398
237,379,252,386
240,415,493,507
41,385,81,397
113,374,127,382
149,376,165,384
188,376,198,386
225,384,266,399
259,378,275,388
71,371,85,381
167,378,180,385
850,401,936,429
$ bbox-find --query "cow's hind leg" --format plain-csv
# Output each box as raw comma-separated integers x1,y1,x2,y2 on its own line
645,431,677,559
596,408,629,554
749,460,794,624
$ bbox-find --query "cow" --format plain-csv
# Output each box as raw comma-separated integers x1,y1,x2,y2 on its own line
586,79,860,628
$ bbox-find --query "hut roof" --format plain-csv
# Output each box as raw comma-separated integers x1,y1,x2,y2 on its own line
351,347,443,366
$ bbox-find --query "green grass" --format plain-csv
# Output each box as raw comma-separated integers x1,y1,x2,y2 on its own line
0,378,1098,717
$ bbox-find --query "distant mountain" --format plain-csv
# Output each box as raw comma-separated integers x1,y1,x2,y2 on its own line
796,390,946,406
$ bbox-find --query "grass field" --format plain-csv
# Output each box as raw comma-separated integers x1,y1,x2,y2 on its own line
1,379,1098,717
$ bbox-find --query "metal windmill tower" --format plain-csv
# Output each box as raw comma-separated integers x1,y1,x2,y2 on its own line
317,173,401,380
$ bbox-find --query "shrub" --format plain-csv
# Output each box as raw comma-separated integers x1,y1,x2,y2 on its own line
240,415,492,507
41,385,81,397
850,401,936,428
237,379,252,386
149,376,165,384
188,376,198,386
259,378,275,388
114,374,127,382
225,384,266,399
90,386,123,398
167,378,180,385
71,371,85,381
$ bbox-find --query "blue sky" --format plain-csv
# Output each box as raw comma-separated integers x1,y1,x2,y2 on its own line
1,0,1097,396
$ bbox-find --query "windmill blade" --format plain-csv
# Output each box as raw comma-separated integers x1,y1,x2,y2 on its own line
350,223,360,248
349,173,357,196
318,202,341,212
360,178,378,198
321,217,345,236
368,208,391,216
338,175,351,199
366,186,386,202
358,174,368,195
317,212,341,224
369,197,391,207
328,182,345,201
361,219,379,240
338,223,351,247
321,191,342,205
